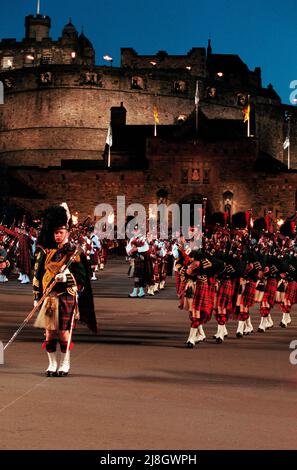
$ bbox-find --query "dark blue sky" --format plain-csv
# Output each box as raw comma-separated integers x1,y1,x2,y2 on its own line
1,0,295,104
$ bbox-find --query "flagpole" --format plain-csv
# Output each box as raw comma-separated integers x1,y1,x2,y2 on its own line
247,95,250,137
107,145,111,168
288,117,291,169
195,80,199,138
37,0,40,15
195,104,198,137
154,122,157,137
106,123,112,168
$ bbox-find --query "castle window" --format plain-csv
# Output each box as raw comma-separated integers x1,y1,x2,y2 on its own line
41,53,53,65
173,80,187,94
2,56,13,69
191,168,200,183
131,76,144,90
206,87,217,98
237,93,247,106
176,114,187,124
203,163,210,184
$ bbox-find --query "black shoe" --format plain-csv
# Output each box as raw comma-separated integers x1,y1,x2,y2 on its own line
46,370,58,377
280,322,287,328
258,328,265,333
216,337,223,344
186,341,194,349
58,371,69,377
236,332,243,338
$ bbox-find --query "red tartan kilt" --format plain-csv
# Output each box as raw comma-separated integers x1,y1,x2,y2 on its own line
178,279,187,300
153,260,161,282
161,259,167,281
241,281,256,307
175,272,181,295
285,281,297,304
192,280,213,321
59,293,77,331
217,279,234,311
262,278,277,307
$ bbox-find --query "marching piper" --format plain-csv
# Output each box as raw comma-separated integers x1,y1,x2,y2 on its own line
33,204,97,377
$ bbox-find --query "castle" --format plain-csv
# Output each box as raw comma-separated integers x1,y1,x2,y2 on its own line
0,8,296,224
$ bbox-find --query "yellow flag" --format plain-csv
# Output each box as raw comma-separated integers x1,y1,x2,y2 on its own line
243,104,250,123
153,106,159,124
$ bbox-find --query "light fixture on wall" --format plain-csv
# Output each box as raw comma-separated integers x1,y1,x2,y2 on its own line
103,55,113,66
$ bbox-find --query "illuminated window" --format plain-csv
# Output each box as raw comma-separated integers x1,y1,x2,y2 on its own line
131,76,144,90
41,53,53,65
2,56,13,69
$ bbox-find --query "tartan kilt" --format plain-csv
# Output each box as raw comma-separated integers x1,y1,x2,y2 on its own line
285,281,297,304
134,257,146,278
192,280,213,322
209,277,217,311
217,279,234,312
241,280,256,307
175,271,181,296
161,259,167,281
178,279,187,300
59,293,77,331
261,278,277,307
153,259,161,283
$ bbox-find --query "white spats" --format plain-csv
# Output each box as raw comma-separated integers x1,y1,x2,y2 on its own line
215,325,225,343
195,325,206,343
244,317,254,335
266,314,274,329
46,352,58,377
258,317,267,333
236,321,245,338
21,274,30,284
280,313,292,328
186,328,198,348
58,352,70,377
147,286,154,296
223,325,228,338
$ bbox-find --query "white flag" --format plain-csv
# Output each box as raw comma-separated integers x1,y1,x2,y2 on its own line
195,80,200,106
283,136,290,149
106,125,112,147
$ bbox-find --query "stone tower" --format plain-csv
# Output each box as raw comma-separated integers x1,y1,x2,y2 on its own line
25,14,51,41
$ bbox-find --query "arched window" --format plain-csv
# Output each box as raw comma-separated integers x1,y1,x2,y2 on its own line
223,191,233,224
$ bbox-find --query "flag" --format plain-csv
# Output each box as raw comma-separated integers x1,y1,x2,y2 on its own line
195,80,199,106
283,136,290,149
153,106,159,124
106,124,112,147
243,104,250,123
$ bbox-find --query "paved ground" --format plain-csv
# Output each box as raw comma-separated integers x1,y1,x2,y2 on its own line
0,258,297,450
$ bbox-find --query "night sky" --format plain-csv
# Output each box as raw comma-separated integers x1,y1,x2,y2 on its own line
0,0,296,104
